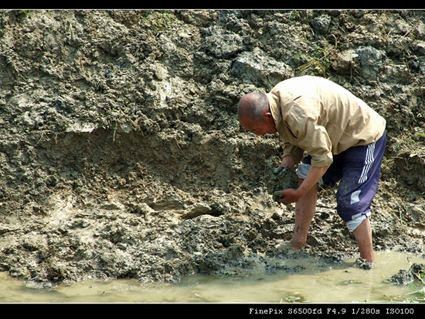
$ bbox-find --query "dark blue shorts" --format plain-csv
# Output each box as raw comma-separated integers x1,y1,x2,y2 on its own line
297,131,386,230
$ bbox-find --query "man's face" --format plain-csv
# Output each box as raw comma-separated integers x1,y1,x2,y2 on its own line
239,114,277,136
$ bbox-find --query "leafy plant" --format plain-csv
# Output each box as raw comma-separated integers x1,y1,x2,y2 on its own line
295,45,331,77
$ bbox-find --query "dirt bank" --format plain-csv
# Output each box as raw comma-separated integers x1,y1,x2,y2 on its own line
0,9,424,286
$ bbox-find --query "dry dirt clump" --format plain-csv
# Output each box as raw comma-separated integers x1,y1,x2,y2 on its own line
0,10,424,285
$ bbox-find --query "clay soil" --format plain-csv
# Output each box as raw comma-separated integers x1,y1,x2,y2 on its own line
0,9,424,287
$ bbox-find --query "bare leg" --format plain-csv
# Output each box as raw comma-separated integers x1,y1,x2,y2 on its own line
276,179,317,249
290,180,318,248
353,217,375,263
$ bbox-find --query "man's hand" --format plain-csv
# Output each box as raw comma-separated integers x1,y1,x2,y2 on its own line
278,188,303,205
277,165,330,205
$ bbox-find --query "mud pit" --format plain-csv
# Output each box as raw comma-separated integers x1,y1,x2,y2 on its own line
0,251,424,303
0,10,425,290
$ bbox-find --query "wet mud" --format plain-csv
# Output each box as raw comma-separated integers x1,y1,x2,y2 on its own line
0,250,423,303
0,10,424,289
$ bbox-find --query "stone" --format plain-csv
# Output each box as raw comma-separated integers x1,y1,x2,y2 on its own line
231,47,293,88
265,167,299,202
311,14,331,34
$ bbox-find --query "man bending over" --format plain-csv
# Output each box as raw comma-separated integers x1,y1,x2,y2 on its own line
237,76,386,263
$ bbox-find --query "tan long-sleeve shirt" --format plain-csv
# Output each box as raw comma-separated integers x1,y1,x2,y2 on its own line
266,76,386,167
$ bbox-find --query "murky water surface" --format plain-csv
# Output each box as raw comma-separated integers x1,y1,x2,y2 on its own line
0,251,424,303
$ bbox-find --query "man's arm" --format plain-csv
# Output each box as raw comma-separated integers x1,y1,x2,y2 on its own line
279,165,329,205
280,155,295,169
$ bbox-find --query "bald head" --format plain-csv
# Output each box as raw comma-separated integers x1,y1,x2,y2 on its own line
237,92,270,123
237,92,277,136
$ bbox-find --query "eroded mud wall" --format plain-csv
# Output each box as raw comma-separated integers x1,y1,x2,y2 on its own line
0,10,424,284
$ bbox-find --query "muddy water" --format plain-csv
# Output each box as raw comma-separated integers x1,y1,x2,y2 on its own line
0,251,423,303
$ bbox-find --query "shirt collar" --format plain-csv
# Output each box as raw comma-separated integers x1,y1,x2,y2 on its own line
266,92,282,130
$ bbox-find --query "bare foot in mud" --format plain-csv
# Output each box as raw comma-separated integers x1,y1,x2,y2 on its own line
275,240,306,251
353,258,374,270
